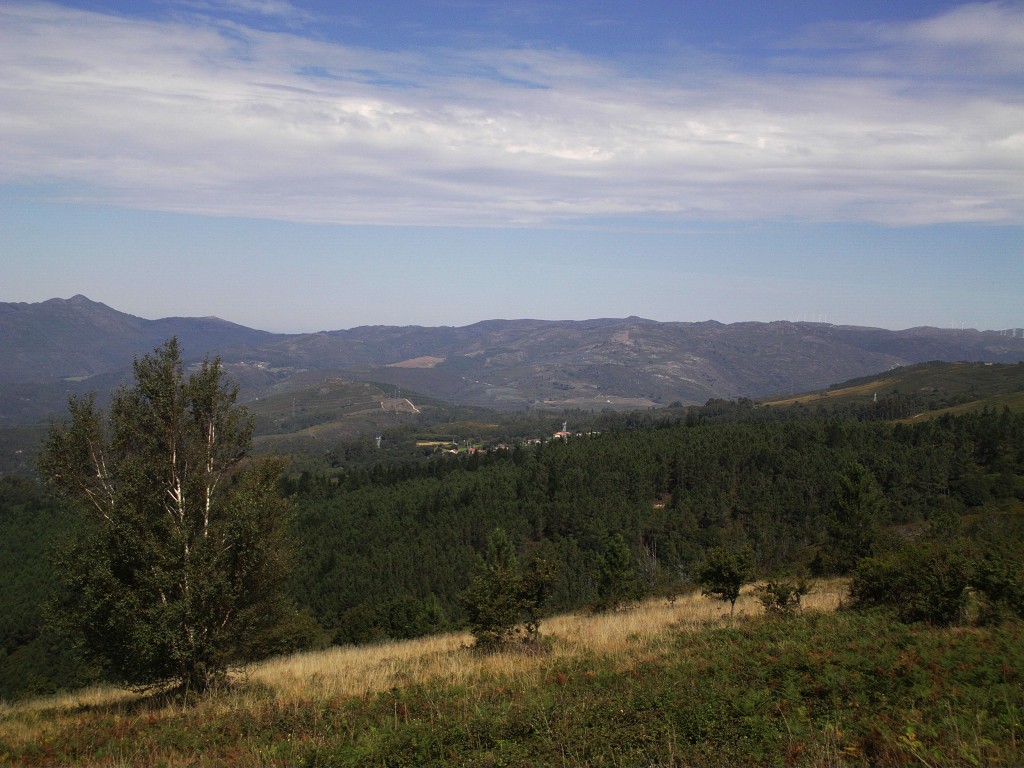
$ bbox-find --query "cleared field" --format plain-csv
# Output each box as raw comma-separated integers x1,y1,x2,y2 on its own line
6,579,1023,767
761,377,897,407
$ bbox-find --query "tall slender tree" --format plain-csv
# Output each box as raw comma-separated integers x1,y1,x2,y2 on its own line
40,339,293,692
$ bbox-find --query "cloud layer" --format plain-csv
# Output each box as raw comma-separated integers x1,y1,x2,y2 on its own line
2,1,1022,226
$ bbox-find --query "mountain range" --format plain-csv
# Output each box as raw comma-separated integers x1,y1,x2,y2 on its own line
2,295,1023,428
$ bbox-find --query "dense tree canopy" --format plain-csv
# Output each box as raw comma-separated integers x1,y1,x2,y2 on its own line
3,393,1023,699
287,407,1024,642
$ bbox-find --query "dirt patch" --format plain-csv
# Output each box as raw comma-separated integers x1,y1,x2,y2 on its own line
387,356,445,369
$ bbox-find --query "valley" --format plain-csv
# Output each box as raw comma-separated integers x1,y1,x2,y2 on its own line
1,299,1023,767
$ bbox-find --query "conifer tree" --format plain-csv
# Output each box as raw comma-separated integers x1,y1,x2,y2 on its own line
464,528,555,649
594,533,642,611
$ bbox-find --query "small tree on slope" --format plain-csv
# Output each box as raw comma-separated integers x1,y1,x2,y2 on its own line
695,545,754,619
464,528,555,650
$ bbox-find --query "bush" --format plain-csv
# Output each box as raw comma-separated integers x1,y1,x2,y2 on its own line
755,577,811,617
849,544,970,626
971,555,1024,625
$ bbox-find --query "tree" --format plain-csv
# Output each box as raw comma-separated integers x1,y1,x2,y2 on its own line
463,528,555,650
39,339,294,693
819,462,886,574
593,533,642,611
694,546,753,618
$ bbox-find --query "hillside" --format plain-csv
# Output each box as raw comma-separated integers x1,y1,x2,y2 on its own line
760,361,1024,418
246,318,1024,411
3,373,1024,765
7,396,1023,701
0,295,280,386
2,590,1022,767
2,297,1023,432
247,377,450,455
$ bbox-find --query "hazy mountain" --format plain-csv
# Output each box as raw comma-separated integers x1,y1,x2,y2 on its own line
248,317,1024,411
0,295,282,386
2,296,1023,428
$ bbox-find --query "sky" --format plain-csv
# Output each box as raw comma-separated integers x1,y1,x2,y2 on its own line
1,0,1022,334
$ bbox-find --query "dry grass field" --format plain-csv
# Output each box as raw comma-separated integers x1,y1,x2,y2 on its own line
251,580,847,705
3,576,1021,768
2,584,845,711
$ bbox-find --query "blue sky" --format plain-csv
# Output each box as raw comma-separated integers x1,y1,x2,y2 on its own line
1,1,1021,333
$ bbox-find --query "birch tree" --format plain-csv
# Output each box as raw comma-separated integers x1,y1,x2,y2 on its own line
40,339,292,692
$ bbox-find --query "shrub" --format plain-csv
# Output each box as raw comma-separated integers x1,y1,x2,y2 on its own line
755,577,811,617
849,544,970,626
971,554,1024,625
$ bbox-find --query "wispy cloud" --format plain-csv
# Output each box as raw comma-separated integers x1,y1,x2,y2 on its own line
1,1,1021,226
178,0,315,25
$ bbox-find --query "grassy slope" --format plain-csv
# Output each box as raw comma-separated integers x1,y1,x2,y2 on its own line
761,361,1024,417
3,582,1023,767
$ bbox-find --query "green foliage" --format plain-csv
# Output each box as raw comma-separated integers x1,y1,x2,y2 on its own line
593,533,643,611
816,462,886,574
695,546,754,616
849,543,972,626
755,576,811,616
0,476,95,700
11,393,1024,694
971,554,1024,625
289,407,1024,644
38,339,297,692
463,528,556,649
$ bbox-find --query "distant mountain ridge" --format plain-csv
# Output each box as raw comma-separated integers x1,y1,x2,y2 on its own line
1,296,1023,427
0,295,282,386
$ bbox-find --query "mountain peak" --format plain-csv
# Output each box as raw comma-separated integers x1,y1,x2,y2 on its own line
42,294,107,309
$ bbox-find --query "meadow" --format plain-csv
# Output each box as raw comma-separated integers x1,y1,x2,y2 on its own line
3,580,1022,767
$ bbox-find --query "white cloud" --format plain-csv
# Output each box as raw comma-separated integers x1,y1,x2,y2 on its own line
0,1,1021,226
179,0,315,24
903,2,1024,57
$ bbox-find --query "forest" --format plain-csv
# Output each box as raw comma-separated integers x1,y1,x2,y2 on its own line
3,395,1023,701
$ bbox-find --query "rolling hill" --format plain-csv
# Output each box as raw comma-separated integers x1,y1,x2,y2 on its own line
2,296,1023,434
760,360,1024,419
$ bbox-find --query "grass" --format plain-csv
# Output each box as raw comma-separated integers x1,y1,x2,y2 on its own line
253,581,846,704
760,362,1024,416
762,378,899,408
3,580,1022,767
902,391,1024,421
